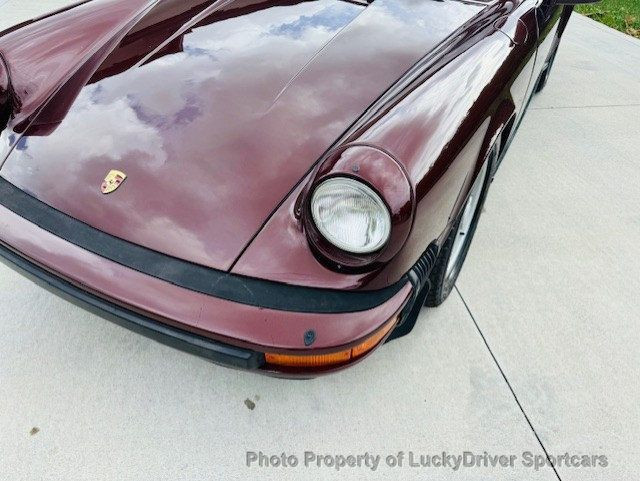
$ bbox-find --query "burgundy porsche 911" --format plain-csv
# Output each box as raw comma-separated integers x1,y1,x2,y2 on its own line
0,0,591,376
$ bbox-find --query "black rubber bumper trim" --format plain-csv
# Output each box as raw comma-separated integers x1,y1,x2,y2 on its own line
0,177,407,313
0,242,265,370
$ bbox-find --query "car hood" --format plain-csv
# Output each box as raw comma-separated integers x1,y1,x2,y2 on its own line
0,0,482,271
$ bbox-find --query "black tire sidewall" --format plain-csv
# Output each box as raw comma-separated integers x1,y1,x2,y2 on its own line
425,151,494,307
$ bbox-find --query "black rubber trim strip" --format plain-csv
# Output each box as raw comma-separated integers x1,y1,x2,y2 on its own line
0,177,407,313
0,241,264,370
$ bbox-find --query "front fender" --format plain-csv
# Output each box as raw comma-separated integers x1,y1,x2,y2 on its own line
0,0,156,137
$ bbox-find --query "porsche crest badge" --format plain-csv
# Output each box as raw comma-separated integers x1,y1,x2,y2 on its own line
101,170,127,194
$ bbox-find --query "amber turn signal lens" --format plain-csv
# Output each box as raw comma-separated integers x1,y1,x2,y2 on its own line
351,319,395,358
264,315,399,369
264,349,351,368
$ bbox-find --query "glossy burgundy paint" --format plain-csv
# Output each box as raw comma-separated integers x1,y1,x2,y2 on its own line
0,0,483,271
0,0,571,373
235,0,566,290
0,202,412,352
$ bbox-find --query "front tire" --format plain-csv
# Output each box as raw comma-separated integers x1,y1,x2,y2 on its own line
425,149,494,307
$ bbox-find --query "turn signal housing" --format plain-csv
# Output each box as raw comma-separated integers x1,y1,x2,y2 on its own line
264,315,399,370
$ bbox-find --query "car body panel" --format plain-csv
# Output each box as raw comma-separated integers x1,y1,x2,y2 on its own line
234,0,556,290
0,0,574,374
536,3,564,70
0,0,483,271
0,201,412,351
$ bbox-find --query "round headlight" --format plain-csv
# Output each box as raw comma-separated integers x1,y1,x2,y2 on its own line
310,177,391,254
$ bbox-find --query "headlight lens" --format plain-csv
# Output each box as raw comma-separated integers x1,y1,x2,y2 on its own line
310,177,391,254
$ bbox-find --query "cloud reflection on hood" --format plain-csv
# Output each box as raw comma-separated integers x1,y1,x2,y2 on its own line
0,0,481,270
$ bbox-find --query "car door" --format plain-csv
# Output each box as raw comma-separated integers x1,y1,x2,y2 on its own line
499,0,540,125
533,0,565,81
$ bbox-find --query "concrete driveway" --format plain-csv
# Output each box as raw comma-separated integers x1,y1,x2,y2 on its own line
1,3,638,480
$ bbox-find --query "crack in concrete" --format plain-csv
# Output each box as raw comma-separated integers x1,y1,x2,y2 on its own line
532,103,640,110
455,285,563,481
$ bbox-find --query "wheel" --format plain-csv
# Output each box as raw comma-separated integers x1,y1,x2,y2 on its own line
425,149,494,307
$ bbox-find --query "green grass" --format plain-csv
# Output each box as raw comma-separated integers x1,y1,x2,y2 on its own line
576,0,640,37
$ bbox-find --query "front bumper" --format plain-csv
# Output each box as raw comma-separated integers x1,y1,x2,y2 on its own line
0,178,417,376
0,241,264,370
